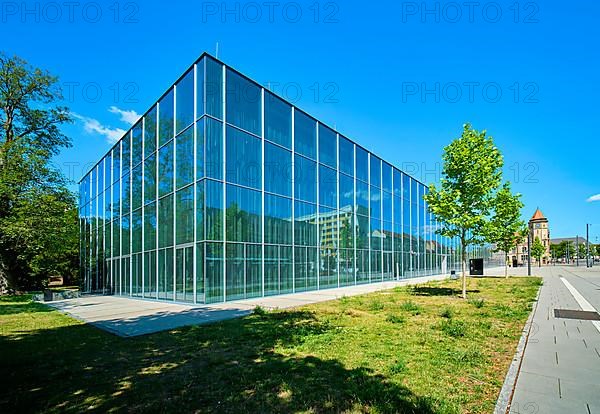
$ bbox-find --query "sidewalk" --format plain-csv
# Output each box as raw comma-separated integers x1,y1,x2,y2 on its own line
50,269,507,337
508,266,600,413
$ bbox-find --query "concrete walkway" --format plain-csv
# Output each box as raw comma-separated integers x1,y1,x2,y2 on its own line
508,265,600,414
48,269,503,337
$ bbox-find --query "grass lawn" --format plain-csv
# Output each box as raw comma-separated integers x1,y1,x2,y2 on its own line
0,276,540,414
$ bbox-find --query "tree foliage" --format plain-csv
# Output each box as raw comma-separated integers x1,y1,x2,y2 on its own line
486,182,525,277
424,123,503,298
530,237,545,267
0,52,76,292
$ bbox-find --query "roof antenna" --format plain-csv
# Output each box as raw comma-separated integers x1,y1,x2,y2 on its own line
215,42,219,59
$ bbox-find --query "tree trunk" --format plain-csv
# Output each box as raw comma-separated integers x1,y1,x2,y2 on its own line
505,252,509,278
461,241,467,299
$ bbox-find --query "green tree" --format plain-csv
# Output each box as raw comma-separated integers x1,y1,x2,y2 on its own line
531,237,545,267
486,182,525,278
0,52,76,292
424,123,503,298
550,243,562,263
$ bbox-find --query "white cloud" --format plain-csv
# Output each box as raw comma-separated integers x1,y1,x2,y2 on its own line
72,113,126,144
586,194,600,202
109,106,141,125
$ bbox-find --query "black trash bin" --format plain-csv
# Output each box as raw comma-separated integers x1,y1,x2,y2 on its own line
469,258,484,276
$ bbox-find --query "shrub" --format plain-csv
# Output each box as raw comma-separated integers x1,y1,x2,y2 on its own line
400,300,422,315
252,306,267,316
440,307,454,319
386,314,406,324
468,298,485,308
369,300,385,311
440,319,466,337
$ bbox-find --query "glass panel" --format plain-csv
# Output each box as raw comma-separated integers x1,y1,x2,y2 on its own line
225,243,244,301
294,201,317,246
370,185,381,220
339,136,354,176
318,124,337,168
196,61,205,119
158,139,174,197
264,245,279,296
176,126,194,189
205,118,223,180
122,132,131,176
294,247,307,292
144,202,157,251
176,186,194,245
144,154,156,205
355,146,368,183
339,212,354,249
196,242,204,302
196,180,205,241
319,248,337,288
120,215,129,255
246,244,262,298
356,214,369,249
382,162,392,193
112,146,121,183
196,118,204,179
226,126,261,189
143,250,156,298
265,142,292,197
264,194,292,245
393,168,402,198
225,184,261,243
176,68,194,134
158,194,174,248
370,155,381,188
226,69,261,135
294,110,316,159
158,248,174,300
280,246,293,293
144,106,157,158
111,180,120,219
206,242,223,303
294,155,316,204
382,191,392,223
205,57,223,119
371,219,383,250
132,164,143,211
265,91,291,148
206,180,223,240
132,208,142,253
159,89,174,146
319,165,337,208
132,121,142,167
339,173,353,210
355,179,369,216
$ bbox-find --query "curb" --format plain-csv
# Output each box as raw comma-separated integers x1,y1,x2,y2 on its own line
493,284,542,414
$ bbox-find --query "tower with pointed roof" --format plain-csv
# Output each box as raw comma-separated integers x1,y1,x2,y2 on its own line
509,208,551,266
528,208,551,265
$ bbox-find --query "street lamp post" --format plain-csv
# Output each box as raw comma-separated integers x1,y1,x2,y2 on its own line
527,223,532,276
586,224,591,268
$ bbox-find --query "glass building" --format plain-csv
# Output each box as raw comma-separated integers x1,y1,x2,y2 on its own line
78,53,489,304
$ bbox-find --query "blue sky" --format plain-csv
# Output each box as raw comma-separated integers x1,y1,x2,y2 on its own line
2,0,598,240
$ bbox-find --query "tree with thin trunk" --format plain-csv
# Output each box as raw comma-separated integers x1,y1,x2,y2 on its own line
0,52,75,292
531,237,545,267
424,123,503,299
485,182,526,278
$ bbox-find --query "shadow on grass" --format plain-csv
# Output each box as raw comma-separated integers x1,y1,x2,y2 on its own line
410,286,480,297
0,309,441,413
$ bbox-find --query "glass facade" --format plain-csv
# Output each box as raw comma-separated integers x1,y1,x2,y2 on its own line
79,53,492,303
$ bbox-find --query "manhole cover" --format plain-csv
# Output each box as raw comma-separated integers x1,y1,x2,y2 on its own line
554,309,600,321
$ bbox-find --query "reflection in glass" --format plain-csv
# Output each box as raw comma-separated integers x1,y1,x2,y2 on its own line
226,126,261,189
294,110,316,159
159,89,174,146
265,91,292,148
176,68,194,134
318,124,337,168
226,69,261,135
